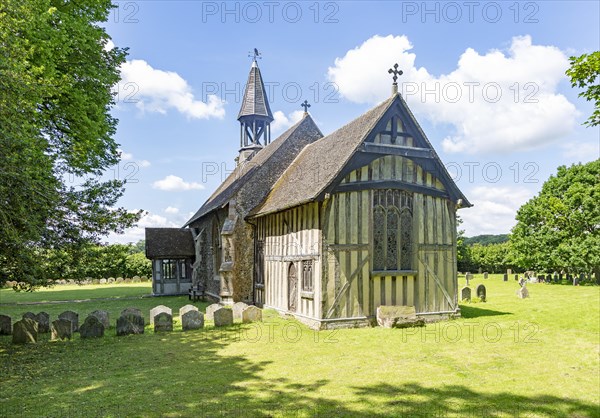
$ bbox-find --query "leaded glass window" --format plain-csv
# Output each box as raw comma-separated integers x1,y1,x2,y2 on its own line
372,190,413,271
302,260,314,291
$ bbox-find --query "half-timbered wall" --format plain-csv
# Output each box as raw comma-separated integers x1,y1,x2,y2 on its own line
255,202,321,320
322,155,457,320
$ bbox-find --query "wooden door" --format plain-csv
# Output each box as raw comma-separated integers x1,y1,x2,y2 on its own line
288,263,297,312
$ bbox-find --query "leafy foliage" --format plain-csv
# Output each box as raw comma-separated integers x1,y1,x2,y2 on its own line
0,0,141,288
464,234,509,246
566,51,600,127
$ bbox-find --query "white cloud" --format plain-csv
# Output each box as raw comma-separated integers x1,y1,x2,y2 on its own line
119,59,225,119
460,186,535,235
271,110,305,136
328,35,578,154
107,211,179,244
117,149,150,168
104,39,115,52
152,175,205,191
165,206,179,214
138,160,151,168
562,141,600,163
118,149,133,160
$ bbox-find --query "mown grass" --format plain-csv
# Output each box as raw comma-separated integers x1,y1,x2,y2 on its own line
0,276,598,417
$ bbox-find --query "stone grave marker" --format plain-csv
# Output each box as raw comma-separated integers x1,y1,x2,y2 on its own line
51,319,73,340
116,313,145,336
205,304,222,321
121,307,142,318
242,306,263,323
80,316,105,338
0,314,12,335
461,286,471,302
514,274,519,281
476,284,486,302
573,275,580,286
182,310,204,331
35,312,50,333
22,312,36,322
90,310,110,329
150,305,172,325
478,267,483,274
232,302,249,320
503,273,508,282
507,269,512,276
13,318,37,344
179,304,198,318
213,308,233,327
58,311,79,332
517,285,529,299
99,278,107,284
154,312,173,332
484,272,489,280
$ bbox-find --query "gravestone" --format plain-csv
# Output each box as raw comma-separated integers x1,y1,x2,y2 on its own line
460,286,471,301
99,278,107,284
116,277,124,283
376,306,424,329
124,278,132,283
514,274,519,281
51,319,73,340
242,306,263,323
179,304,198,318
507,269,512,276
182,310,204,331
150,305,172,325
205,304,222,321
476,284,486,302
232,302,249,320
22,312,36,322
478,267,483,274
121,307,142,318
90,310,110,329
154,312,173,332
92,279,100,284
12,318,37,344
107,277,115,283
213,308,233,327
573,275,580,286
35,312,50,333
0,314,12,335
517,286,529,299
484,272,489,280
58,311,79,332
503,273,508,282
116,313,145,336
80,316,105,338
132,276,141,283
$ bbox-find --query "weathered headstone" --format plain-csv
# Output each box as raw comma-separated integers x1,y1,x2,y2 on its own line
242,306,263,323
232,302,249,320
150,305,172,325
116,277,124,283
465,274,470,286
573,275,580,286
132,276,141,283
182,310,204,331
22,312,36,322
99,278,107,284
461,286,471,301
121,307,142,318
51,319,73,340
514,274,519,281
213,308,233,327
503,273,508,282
179,304,198,318
36,312,50,333
124,278,132,283
90,310,110,329
116,313,145,336
517,286,529,299
58,311,79,332
0,314,12,335
483,272,489,280
80,316,105,338
376,306,424,329
507,269,512,276
154,312,173,332
107,277,115,283
476,284,486,302
12,318,37,344
205,304,222,321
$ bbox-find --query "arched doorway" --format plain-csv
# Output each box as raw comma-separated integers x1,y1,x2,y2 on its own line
288,263,297,312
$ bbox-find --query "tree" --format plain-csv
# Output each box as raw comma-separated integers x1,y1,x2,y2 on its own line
566,51,600,127
510,161,600,282
0,0,141,289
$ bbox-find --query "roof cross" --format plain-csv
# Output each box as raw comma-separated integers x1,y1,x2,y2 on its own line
301,100,311,113
388,63,403,84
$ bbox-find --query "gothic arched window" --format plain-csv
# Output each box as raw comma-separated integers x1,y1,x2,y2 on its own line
372,190,413,271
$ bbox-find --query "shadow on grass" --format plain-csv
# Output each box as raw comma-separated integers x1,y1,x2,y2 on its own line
1,321,598,417
459,305,512,318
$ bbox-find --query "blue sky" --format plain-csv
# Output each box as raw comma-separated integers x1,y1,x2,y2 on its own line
103,0,600,243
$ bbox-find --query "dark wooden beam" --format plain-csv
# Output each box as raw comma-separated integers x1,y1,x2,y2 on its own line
334,180,449,199
359,143,434,159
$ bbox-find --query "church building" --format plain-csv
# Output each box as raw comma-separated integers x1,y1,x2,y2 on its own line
146,54,471,329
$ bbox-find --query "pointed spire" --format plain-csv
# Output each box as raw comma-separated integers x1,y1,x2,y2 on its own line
238,56,273,121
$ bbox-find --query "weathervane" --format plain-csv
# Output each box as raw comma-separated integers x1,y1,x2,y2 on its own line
388,63,403,94
248,48,262,61
301,100,311,114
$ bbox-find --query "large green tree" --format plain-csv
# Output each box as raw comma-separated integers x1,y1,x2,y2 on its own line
566,51,600,127
0,0,141,288
510,161,600,281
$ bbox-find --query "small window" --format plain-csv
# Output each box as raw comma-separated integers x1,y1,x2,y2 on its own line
302,260,314,291
178,260,187,280
161,259,176,280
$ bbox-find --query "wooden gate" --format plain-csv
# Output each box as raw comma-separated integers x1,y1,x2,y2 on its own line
288,263,297,312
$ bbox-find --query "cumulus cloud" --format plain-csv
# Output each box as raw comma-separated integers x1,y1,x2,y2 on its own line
328,35,578,154
108,211,179,244
152,175,204,191
562,141,600,163
117,149,150,168
119,59,225,119
271,110,305,136
165,206,179,214
460,186,535,235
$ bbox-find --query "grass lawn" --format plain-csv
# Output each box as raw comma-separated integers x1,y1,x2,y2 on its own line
0,276,598,417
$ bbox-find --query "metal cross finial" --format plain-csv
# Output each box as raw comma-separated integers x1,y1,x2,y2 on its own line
388,63,403,84
248,48,262,61
301,100,311,113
